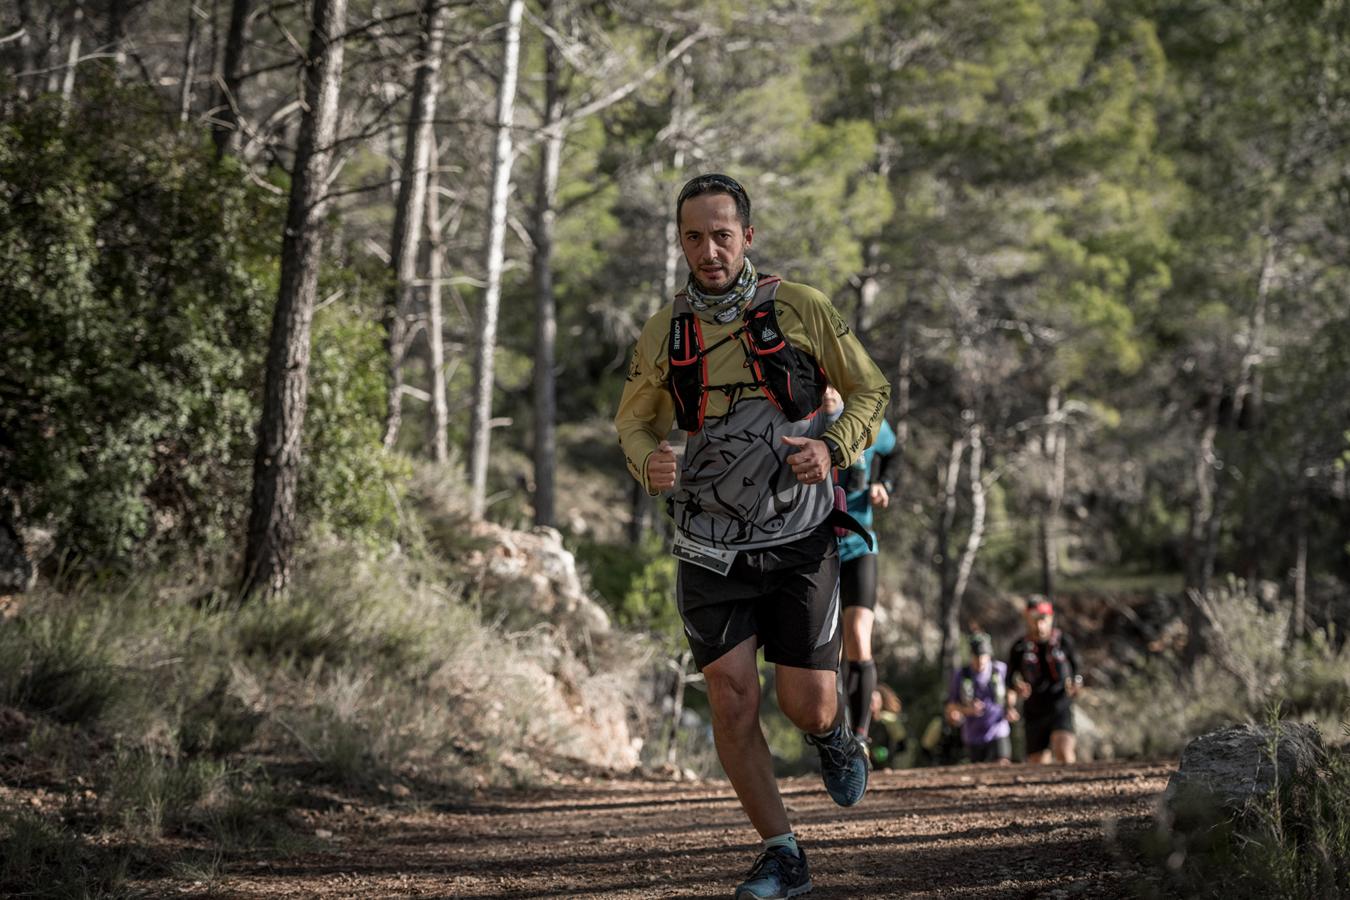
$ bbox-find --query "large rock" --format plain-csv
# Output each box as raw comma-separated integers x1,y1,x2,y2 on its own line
1162,722,1326,821
472,523,611,636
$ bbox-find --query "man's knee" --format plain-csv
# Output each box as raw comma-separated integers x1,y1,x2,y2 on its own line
777,679,837,734
704,668,760,730
787,704,835,736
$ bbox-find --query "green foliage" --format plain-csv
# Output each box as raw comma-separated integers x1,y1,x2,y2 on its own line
575,533,680,645
0,83,280,561
0,80,412,564
301,281,409,546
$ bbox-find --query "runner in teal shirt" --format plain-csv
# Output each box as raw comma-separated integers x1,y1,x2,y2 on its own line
823,387,899,742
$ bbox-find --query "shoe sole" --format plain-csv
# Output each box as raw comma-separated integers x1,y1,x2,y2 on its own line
828,767,869,807
734,880,813,899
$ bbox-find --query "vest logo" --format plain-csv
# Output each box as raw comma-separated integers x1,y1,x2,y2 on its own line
761,326,778,341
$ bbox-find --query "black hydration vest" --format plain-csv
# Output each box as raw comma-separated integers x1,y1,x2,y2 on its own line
666,276,826,434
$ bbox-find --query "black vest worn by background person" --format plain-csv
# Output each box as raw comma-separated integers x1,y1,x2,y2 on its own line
664,275,872,551
666,276,826,434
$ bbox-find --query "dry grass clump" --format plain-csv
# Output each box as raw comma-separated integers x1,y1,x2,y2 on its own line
0,512,648,896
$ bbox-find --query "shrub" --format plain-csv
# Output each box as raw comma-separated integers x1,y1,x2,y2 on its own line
1096,581,1350,758
0,80,406,565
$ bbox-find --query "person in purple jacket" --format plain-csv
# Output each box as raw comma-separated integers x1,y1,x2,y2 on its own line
944,632,1018,764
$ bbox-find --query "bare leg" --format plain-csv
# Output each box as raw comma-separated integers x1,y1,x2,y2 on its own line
1028,749,1053,765
703,636,789,839
842,606,874,662
775,664,840,736
1051,730,1077,764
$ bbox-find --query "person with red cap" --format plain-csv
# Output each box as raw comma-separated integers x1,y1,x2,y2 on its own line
1007,596,1082,764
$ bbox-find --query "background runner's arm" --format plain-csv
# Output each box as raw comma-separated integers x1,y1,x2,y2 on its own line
1062,633,1084,686
615,320,675,495
785,288,890,467
869,420,900,488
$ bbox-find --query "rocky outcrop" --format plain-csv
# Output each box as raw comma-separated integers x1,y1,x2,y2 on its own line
470,523,612,636
464,521,639,772
1162,722,1326,822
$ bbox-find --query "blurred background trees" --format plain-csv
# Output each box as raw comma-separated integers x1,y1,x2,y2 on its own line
1,0,1347,660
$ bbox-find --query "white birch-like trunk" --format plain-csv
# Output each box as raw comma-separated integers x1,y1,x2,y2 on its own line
59,1,83,104
950,424,986,617
179,5,200,123
468,0,525,520
426,140,449,464
933,435,966,668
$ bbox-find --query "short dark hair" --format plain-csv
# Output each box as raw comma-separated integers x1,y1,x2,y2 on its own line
676,173,751,229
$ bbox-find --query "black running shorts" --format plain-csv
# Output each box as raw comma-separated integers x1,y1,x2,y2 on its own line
675,519,841,672
839,552,877,611
1024,705,1074,755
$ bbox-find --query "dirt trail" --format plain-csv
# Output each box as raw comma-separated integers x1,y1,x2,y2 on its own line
147,760,1172,899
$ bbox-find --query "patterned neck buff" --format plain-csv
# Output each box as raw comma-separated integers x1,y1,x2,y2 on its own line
684,258,758,324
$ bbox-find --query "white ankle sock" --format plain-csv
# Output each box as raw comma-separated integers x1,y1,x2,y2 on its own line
763,832,799,855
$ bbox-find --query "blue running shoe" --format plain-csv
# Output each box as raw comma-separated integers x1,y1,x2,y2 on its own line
805,724,869,807
734,845,812,899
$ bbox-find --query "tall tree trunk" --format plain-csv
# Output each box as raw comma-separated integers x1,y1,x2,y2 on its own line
852,239,881,340
892,332,912,459
212,0,251,157
107,0,128,73
425,140,449,464
241,0,348,600
10,0,38,100
531,0,564,528
933,434,965,669
1182,389,1221,664
178,4,200,123
629,66,689,545
1039,385,1064,599
1291,493,1307,642
946,424,986,671
467,0,525,521
44,8,64,95
58,1,83,104
383,0,448,450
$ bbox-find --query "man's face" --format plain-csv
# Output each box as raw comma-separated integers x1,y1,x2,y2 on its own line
679,192,753,294
1025,609,1054,639
973,652,992,673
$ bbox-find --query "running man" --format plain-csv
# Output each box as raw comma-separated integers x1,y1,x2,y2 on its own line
944,631,1017,764
616,173,890,899
1008,597,1083,764
821,386,898,742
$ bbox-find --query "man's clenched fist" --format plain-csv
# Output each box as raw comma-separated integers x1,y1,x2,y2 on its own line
781,435,832,485
647,440,678,491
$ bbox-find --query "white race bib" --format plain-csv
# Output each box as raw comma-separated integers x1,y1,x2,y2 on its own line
671,531,737,576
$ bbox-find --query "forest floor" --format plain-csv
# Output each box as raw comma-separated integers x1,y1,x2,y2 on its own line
125,759,1174,899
